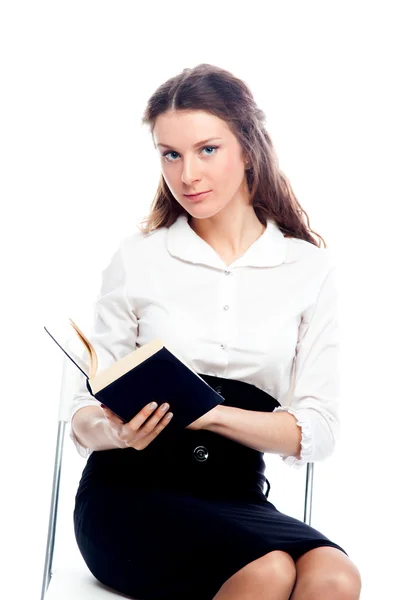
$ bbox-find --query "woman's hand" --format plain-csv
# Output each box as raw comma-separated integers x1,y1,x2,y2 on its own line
100,402,173,451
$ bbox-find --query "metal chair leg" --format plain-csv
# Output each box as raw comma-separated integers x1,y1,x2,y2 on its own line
303,462,314,525
40,421,66,600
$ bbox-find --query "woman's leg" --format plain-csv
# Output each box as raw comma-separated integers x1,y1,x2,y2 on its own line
290,547,362,600
212,550,296,600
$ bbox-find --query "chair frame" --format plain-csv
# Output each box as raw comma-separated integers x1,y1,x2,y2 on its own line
40,351,315,600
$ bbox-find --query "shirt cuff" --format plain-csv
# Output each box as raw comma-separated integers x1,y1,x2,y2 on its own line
272,406,313,469
69,400,101,459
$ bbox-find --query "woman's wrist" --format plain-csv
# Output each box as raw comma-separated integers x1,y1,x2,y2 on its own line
72,406,126,451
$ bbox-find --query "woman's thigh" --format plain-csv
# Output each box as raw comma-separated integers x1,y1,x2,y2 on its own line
74,486,275,600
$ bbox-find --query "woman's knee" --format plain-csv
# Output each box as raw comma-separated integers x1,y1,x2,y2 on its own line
213,550,297,599
337,568,362,598
244,550,297,588
294,550,362,600
310,567,362,599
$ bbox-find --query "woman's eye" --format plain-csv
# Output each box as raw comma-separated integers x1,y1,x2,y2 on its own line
202,145,218,156
162,145,219,162
163,151,179,161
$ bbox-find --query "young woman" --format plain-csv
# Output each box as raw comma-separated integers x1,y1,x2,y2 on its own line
71,63,362,600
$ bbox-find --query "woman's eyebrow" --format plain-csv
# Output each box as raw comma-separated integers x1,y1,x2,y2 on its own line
156,137,223,150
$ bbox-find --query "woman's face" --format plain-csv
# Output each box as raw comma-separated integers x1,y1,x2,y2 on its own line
152,110,249,219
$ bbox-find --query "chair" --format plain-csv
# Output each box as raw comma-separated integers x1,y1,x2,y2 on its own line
40,339,315,599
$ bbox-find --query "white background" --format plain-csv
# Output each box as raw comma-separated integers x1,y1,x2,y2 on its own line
1,1,399,598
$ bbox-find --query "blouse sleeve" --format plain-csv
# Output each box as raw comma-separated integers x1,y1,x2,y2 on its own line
273,251,341,469
69,242,139,458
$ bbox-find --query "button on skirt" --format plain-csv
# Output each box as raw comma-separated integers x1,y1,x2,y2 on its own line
74,374,348,600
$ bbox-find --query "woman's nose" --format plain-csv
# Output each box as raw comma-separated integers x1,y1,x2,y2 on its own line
181,158,202,185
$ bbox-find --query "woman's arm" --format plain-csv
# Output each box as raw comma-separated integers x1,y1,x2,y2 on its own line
69,241,139,457
206,406,302,458
71,406,126,452
204,252,341,469
273,254,341,467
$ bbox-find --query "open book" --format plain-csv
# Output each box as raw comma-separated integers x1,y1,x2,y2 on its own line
44,318,226,434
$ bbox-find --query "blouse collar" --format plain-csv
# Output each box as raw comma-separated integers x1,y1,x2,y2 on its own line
166,213,288,269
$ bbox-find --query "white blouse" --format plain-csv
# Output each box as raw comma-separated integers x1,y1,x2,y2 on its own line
69,213,341,469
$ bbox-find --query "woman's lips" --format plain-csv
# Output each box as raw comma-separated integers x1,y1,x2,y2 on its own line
184,190,211,202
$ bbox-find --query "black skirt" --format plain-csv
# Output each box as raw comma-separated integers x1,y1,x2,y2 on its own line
73,374,348,600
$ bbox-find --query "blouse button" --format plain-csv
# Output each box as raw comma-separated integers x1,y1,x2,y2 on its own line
224,270,231,275
220,343,226,350
193,446,209,462
223,305,229,311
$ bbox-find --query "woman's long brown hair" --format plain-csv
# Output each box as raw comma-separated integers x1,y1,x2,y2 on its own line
139,63,326,248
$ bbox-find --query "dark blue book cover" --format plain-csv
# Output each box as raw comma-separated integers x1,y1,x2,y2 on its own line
85,346,226,433
44,324,226,436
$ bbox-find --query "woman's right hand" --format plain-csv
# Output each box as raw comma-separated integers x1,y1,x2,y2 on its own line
100,401,174,450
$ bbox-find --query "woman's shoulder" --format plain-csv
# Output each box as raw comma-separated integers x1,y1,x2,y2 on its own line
120,224,167,251
284,234,336,272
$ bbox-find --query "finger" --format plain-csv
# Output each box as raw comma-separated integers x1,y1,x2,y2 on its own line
101,402,171,448
142,411,174,443
149,412,173,443
126,411,174,450
102,402,163,427
124,401,164,432
140,403,171,434
137,401,162,425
